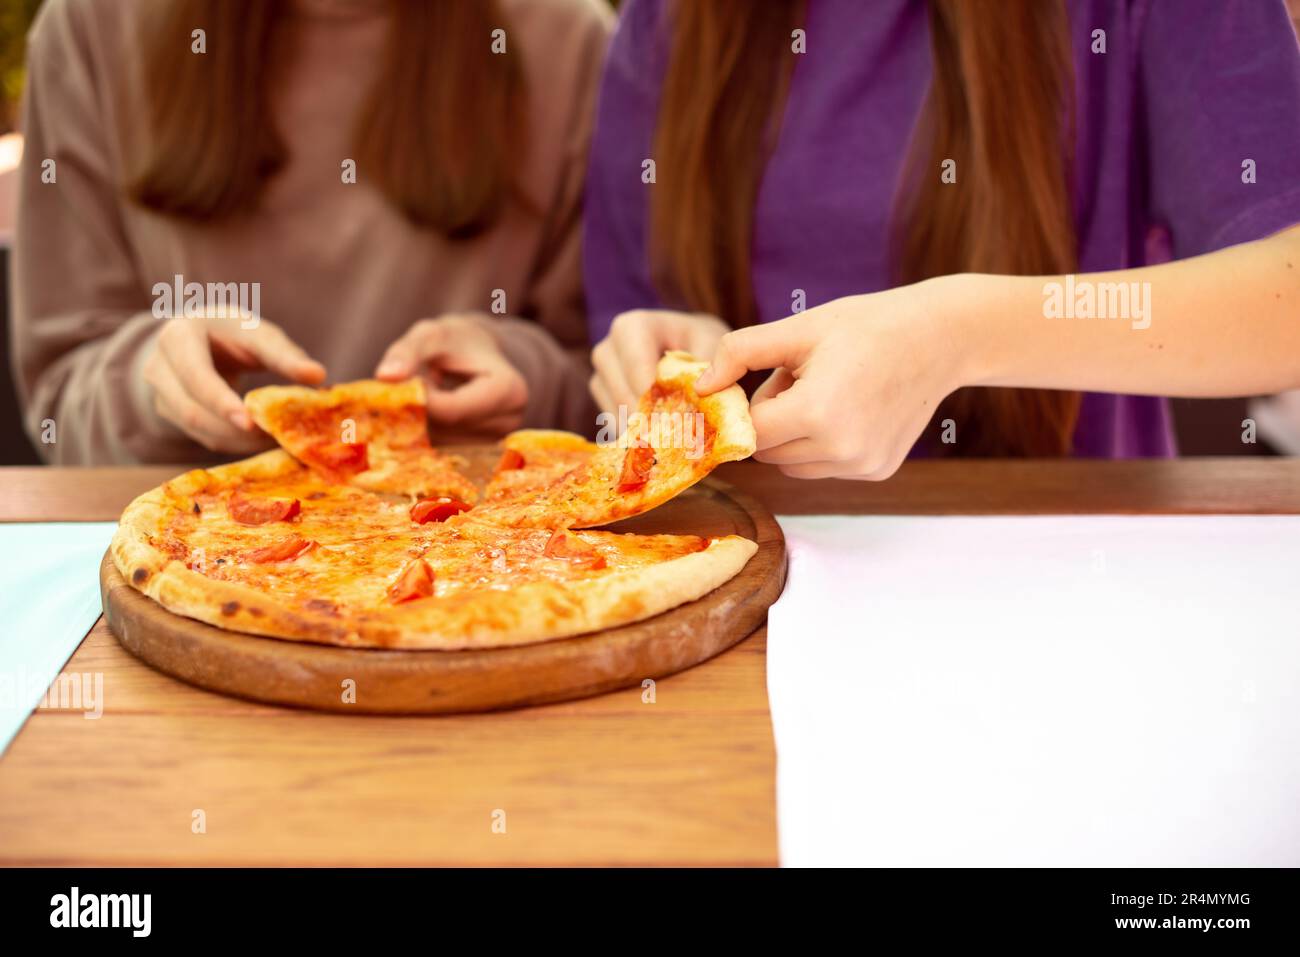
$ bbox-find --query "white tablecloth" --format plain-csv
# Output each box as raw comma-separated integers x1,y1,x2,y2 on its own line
768,515,1300,867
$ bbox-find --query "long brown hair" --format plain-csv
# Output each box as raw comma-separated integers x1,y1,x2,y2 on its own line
127,0,526,238
651,0,1081,457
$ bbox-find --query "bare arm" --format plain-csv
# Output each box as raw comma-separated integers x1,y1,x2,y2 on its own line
694,226,1300,481
966,225,1300,398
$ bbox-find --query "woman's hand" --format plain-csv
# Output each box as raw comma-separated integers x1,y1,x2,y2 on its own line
376,314,528,436
694,280,977,480
142,315,326,453
590,309,729,413
693,227,1300,482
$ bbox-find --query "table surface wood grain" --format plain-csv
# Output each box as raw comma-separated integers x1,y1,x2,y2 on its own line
1,457,1297,866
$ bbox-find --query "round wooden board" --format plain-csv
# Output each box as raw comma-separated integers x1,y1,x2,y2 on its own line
100,468,786,714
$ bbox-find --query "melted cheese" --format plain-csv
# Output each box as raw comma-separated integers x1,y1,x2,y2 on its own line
158,466,708,620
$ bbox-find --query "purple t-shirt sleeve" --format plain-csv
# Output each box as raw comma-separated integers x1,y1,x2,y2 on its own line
581,0,667,346
1138,0,1300,257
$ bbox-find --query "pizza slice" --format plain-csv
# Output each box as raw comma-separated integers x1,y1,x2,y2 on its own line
480,429,599,506
244,378,477,503
471,351,755,529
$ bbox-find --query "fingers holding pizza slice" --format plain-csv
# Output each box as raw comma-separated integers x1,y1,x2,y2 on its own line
244,378,477,503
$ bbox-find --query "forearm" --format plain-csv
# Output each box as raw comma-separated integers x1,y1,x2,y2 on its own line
956,226,1300,398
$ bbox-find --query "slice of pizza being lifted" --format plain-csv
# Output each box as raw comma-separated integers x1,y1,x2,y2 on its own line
472,351,755,529
245,378,477,503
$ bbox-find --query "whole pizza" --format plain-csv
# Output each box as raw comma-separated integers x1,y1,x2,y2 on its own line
112,353,759,650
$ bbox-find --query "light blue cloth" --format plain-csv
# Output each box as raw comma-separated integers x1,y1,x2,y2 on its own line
0,522,117,755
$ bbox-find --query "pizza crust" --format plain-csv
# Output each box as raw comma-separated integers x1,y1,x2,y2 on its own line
110,450,367,643
111,448,300,589
501,429,599,453
374,535,758,649
658,350,757,463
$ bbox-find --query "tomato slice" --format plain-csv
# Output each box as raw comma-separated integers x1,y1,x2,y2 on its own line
307,441,369,476
497,448,526,471
229,494,301,526
616,444,656,493
410,497,471,524
244,536,315,563
543,530,607,570
389,558,434,604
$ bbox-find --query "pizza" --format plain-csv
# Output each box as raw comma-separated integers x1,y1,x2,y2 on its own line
111,353,759,650
244,377,477,502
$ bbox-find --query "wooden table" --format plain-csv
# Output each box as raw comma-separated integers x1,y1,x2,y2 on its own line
1,458,1297,866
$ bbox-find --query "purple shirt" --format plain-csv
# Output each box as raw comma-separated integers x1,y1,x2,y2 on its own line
583,0,1300,458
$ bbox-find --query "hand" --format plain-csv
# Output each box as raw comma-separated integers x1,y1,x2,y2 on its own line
590,309,728,414
143,315,326,453
376,314,528,436
693,280,975,480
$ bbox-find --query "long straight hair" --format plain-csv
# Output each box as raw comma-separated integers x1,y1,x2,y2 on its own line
651,0,1081,457
126,0,526,238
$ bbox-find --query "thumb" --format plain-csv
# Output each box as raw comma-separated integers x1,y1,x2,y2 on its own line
694,320,811,395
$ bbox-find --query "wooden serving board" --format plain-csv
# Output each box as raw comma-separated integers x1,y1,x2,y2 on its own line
100,450,786,714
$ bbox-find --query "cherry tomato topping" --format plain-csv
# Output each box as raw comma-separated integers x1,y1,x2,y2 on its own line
244,536,315,563
308,441,369,475
388,559,434,604
543,530,607,570
617,444,656,492
410,497,472,524
229,494,301,526
497,448,526,471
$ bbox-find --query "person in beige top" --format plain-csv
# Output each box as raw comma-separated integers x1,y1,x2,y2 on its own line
11,0,611,465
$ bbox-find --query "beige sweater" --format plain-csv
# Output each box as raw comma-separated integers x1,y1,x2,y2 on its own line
12,0,611,464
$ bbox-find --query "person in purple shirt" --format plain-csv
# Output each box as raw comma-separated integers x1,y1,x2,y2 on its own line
585,0,1300,479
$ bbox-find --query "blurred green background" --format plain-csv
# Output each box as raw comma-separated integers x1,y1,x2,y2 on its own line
0,0,41,133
